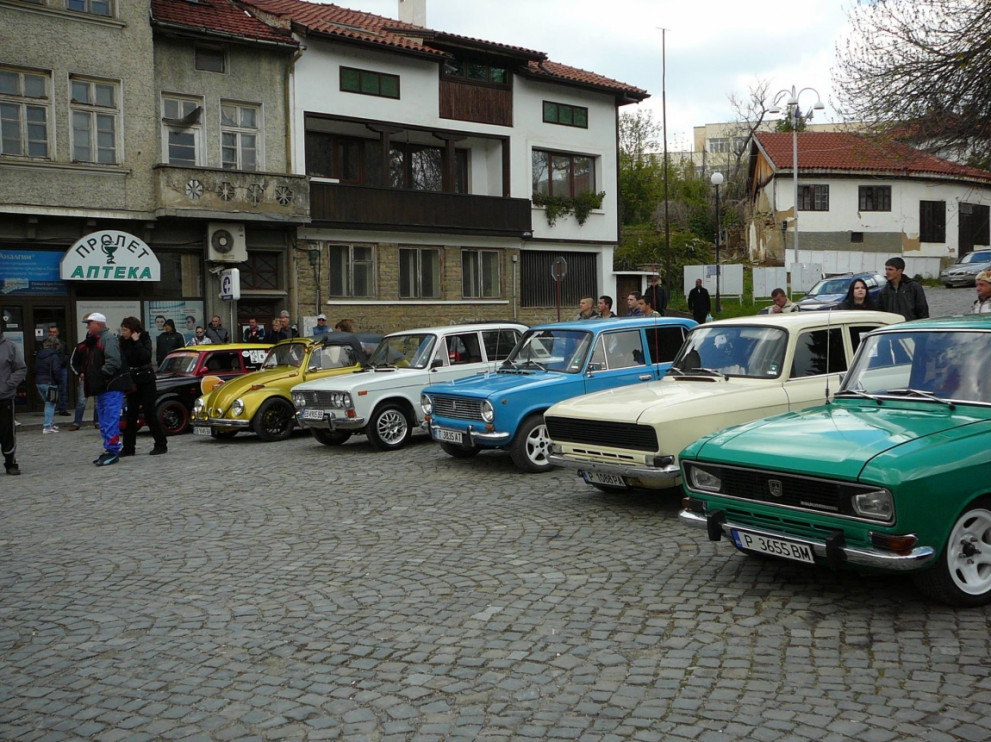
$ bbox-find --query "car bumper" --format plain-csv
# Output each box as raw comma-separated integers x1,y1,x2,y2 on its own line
295,409,366,431
679,508,935,571
941,275,977,287
424,421,511,446
547,453,680,488
193,416,252,429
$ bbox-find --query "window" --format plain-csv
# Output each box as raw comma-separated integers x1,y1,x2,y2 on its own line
462,249,500,298
798,184,829,211
708,137,729,154
241,252,282,291
195,46,226,73
399,247,440,299
66,0,112,16
859,185,891,212
520,251,596,307
329,244,374,298
442,60,508,86
644,326,688,364
920,200,946,243
221,101,259,171
340,67,399,99
390,143,467,193
70,76,118,164
446,333,483,364
162,95,203,166
0,67,50,158
482,329,520,361
597,330,646,369
532,150,594,198
791,328,846,377
543,101,588,128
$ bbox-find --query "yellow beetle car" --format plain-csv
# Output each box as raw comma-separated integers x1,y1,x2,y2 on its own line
191,333,380,441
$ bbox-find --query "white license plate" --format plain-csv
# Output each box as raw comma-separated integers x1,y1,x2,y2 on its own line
434,428,464,444
580,470,627,488
731,529,815,564
302,409,325,420
193,426,211,437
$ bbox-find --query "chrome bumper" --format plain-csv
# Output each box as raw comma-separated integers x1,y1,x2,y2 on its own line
679,509,935,571
295,410,366,431
425,421,511,445
547,453,680,487
196,416,251,429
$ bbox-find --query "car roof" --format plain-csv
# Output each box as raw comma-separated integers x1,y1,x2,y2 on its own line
699,310,904,329
529,317,695,332
383,322,527,337
166,342,270,354
873,314,991,332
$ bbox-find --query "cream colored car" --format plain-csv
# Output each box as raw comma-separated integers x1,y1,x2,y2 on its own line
545,311,903,492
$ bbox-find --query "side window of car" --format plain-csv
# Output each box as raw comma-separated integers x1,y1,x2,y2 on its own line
848,324,881,353
447,333,482,365
588,336,607,371
644,326,686,364
482,329,520,361
791,328,847,378
205,353,238,373
603,330,646,369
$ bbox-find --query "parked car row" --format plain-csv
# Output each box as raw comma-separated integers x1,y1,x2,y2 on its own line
146,312,991,607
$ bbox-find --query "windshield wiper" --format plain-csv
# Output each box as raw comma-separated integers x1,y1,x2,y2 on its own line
681,367,728,380
667,367,685,376
886,388,955,407
519,359,547,371
836,387,881,403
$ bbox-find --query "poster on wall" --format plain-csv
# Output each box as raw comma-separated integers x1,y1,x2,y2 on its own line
76,301,142,342
0,250,68,295
144,300,205,345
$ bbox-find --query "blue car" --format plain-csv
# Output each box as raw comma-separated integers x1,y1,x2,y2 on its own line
793,271,885,311
420,316,696,472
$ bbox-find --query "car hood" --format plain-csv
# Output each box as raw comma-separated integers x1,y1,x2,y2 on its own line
798,293,844,306
689,401,983,481
546,376,779,424
203,367,303,401
294,366,426,392
425,368,568,400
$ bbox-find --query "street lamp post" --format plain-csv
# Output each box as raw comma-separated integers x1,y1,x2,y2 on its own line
768,85,825,277
710,171,724,313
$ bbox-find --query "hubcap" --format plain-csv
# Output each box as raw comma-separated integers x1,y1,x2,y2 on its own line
947,508,991,595
377,410,407,444
525,424,551,466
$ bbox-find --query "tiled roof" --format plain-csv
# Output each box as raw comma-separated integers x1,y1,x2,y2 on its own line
241,0,647,100
151,0,296,46
755,131,991,183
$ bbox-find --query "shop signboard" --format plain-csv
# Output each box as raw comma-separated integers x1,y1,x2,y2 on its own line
0,250,67,295
61,230,161,282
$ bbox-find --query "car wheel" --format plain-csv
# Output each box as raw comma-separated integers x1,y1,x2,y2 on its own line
251,398,295,442
211,429,238,440
156,399,190,436
312,429,352,446
367,403,412,451
913,498,991,607
509,414,552,473
439,441,479,459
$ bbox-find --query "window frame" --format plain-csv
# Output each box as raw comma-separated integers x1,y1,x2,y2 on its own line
0,66,51,160
328,243,375,299
398,246,441,300
69,75,119,165
161,93,204,167
195,45,227,74
858,185,891,212
220,100,260,171
798,184,829,211
920,200,946,243
532,149,596,199
542,101,588,129
66,0,113,16
240,251,283,292
442,59,509,87
339,66,400,100
462,249,501,299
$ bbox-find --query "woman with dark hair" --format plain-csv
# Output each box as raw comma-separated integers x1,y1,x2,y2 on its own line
839,278,878,310
119,316,167,456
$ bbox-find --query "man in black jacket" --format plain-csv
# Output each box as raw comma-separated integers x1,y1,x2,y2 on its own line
644,274,668,316
878,257,929,321
156,319,186,365
688,279,711,324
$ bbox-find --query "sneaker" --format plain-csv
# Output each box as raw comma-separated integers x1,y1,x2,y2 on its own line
68,424,80,431
43,427,59,434
94,452,119,466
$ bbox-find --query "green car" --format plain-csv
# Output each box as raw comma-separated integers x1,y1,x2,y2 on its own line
679,315,991,607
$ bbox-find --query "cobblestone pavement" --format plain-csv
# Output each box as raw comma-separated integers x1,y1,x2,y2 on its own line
3,416,991,742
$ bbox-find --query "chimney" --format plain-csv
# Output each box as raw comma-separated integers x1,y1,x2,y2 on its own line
398,0,426,26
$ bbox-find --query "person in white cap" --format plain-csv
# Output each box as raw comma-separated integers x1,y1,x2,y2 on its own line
79,312,131,466
312,314,330,337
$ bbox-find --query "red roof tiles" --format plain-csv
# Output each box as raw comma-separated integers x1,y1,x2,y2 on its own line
755,131,991,183
151,0,296,46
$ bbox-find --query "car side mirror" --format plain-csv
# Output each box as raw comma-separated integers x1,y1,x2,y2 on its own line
431,358,444,369
587,362,602,373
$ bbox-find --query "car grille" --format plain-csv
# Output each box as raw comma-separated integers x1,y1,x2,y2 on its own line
545,416,659,452
295,390,338,407
685,462,879,518
431,396,484,421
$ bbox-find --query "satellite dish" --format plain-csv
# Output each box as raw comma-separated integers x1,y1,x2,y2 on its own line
211,229,234,253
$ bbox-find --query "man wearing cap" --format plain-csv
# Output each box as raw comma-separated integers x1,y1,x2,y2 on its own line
80,312,131,466
0,323,27,475
973,270,991,314
312,314,330,336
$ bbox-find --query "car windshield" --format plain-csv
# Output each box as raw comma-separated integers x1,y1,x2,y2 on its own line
960,251,991,265
368,333,436,369
672,325,788,378
505,329,592,373
262,342,308,369
840,330,991,404
158,353,198,374
807,277,854,297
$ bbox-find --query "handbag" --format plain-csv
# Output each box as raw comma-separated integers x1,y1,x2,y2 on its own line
46,384,60,403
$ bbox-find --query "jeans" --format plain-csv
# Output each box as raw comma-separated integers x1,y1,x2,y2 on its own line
73,377,98,427
36,384,56,429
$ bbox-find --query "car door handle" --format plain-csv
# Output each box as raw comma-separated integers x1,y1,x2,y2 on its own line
638,374,652,381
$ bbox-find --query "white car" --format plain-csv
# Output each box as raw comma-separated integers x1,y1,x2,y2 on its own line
545,311,903,491
291,323,525,450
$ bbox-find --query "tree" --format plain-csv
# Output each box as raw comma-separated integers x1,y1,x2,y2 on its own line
618,110,665,226
834,0,991,168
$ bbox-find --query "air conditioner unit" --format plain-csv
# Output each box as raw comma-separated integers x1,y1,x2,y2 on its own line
207,222,247,263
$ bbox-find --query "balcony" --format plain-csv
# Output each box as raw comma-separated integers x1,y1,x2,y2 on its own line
154,165,310,223
309,181,532,236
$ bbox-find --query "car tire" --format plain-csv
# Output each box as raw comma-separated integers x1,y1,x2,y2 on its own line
251,398,295,442
211,429,238,440
367,403,412,451
312,429,352,446
912,498,991,607
439,441,479,459
156,399,190,436
509,414,552,473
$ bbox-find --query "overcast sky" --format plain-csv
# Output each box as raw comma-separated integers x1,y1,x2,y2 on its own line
332,0,855,150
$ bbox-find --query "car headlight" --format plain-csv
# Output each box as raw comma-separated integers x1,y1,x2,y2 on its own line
292,392,305,407
421,394,432,416
232,399,245,416
193,398,204,415
480,400,494,423
329,392,352,408
688,465,722,493
851,488,894,521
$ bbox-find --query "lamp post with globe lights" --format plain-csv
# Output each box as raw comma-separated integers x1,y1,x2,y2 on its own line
768,85,825,272
710,171,724,313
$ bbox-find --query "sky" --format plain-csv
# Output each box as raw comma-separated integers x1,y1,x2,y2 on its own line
325,0,857,150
